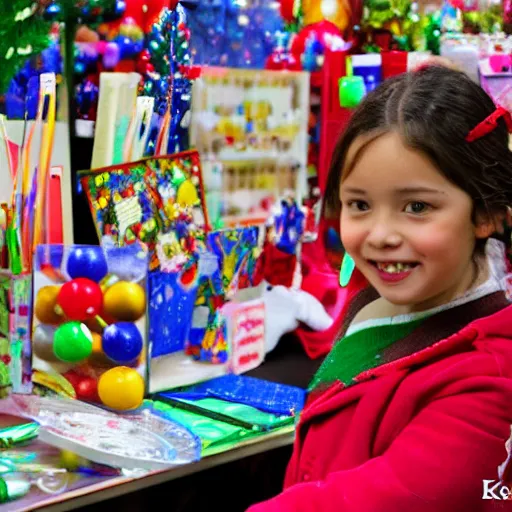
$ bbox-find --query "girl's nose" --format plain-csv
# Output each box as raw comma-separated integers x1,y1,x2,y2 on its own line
366,221,402,250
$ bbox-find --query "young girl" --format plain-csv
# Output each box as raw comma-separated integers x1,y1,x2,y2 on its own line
248,65,512,511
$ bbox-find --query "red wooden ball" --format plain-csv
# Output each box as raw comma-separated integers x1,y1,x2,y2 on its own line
57,278,103,322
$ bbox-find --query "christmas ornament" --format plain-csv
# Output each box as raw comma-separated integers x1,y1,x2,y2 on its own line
280,0,298,23
0,1,51,94
339,75,366,108
302,0,351,31
291,20,347,59
103,41,121,68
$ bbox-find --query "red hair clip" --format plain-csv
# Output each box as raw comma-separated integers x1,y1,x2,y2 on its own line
466,105,512,142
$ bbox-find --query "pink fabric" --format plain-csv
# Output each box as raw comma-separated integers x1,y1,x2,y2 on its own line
248,305,512,511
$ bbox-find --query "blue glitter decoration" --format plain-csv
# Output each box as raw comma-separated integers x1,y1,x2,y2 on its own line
160,374,306,416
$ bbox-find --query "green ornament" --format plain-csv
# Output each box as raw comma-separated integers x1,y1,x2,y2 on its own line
144,81,154,95
339,76,366,109
53,322,93,363
340,252,355,287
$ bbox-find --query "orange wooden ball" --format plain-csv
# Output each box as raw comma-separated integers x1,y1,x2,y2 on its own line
88,332,112,367
35,286,63,325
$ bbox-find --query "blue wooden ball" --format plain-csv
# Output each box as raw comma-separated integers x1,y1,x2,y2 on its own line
102,322,143,365
67,246,108,283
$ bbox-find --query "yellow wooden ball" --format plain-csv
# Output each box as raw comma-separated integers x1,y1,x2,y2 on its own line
98,367,144,411
35,286,63,325
103,281,146,322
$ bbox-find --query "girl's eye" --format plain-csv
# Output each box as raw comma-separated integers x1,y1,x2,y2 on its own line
405,201,430,214
347,200,370,212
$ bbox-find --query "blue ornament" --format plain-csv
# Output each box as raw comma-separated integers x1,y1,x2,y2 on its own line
114,0,126,17
116,36,137,59
157,78,169,96
66,246,108,283
102,323,143,364
44,3,61,21
74,61,86,75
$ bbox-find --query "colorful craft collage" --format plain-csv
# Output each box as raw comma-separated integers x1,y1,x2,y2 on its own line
76,150,287,392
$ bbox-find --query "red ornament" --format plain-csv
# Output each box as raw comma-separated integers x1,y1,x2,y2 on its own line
115,60,136,73
57,278,103,322
104,0,169,34
136,49,151,74
291,21,346,58
280,0,296,23
141,0,169,32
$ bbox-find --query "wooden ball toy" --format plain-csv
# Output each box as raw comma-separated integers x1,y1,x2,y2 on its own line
57,278,103,322
34,286,63,325
75,375,99,402
102,322,143,364
103,281,146,322
53,322,93,363
66,246,108,283
98,367,144,411
33,325,59,362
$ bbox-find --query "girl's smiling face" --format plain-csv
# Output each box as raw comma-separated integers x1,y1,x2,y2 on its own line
340,132,493,312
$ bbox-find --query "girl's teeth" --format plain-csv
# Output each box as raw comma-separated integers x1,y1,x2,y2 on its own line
377,262,414,274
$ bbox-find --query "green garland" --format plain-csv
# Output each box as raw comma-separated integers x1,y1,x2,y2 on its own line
0,2,51,94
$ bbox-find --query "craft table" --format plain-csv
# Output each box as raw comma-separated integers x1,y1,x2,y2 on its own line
1,336,322,512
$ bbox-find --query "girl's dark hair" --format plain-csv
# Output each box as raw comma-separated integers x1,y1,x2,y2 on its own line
325,65,512,227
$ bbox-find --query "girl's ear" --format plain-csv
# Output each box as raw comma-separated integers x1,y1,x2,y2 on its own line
474,209,510,239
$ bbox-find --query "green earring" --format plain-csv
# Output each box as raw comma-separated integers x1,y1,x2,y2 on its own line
339,252,355,287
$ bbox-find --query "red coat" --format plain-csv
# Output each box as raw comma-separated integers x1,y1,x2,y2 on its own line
249,304,512,511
